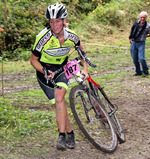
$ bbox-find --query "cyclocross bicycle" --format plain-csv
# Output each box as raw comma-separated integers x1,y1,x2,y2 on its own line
44,46,125,153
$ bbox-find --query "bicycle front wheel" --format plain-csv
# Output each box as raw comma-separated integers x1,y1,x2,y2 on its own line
95,86,126,143
69,85,118,153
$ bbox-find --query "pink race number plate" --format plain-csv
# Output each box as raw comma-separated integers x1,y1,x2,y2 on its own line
63,60,80,79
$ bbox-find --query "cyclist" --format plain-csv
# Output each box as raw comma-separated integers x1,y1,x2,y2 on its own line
30,3,89,150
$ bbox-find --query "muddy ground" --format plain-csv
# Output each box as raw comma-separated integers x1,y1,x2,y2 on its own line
0,64,150,159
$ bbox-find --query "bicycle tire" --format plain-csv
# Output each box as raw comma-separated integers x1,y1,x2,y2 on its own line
94,86,126,143
69,85,118,153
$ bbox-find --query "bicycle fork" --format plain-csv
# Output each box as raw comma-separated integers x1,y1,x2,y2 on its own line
77,90,91,122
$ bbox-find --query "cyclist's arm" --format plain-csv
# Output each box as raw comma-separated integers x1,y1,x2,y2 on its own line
30,53,45,74
79,43,89,79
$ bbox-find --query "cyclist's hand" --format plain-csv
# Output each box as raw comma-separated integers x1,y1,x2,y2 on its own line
81,70,89,80
47,70,55,79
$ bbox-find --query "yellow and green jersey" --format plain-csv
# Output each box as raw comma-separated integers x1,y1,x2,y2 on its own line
32,27,80,65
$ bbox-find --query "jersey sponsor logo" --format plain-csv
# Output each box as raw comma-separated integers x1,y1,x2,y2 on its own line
36,31,52,51
44,46,71,57
56,58,61,62
51,40,54,44
68,33,79,44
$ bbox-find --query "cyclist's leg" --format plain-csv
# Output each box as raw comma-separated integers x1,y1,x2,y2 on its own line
37,70,74,148
55,72,75,149
55,72,72,133
55,87,68,133
36,71,56,104
53,101,72,134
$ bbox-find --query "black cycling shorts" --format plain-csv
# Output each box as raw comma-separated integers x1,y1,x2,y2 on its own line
36,64,69,104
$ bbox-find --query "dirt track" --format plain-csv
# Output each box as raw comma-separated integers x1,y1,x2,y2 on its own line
28,77,150,159
0,64,150,159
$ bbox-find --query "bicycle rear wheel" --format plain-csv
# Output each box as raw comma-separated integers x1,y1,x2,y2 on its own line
69,85,118,153
94,85,126,143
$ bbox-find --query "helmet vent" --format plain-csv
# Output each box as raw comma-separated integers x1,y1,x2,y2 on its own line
45,3,67,19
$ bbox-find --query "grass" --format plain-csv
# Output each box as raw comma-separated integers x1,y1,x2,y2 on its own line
4,90,51,111
0,60,34,74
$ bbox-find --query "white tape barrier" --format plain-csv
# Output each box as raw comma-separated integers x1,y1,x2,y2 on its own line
82,42,129,49
82,42,150,50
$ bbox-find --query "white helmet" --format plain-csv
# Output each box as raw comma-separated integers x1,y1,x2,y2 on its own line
45,3,67,19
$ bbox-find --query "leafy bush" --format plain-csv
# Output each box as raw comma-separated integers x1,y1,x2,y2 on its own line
1,0,150,60
93,2,123,27
0,0,105,56
91,0,149,26
122,0,143,23
1,0,49,60
2,48,31,61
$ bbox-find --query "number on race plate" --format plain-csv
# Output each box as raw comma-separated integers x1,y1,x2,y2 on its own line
63,60,80,79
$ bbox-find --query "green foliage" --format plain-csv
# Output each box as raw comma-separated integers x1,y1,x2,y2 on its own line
0,0,110,57
75,0,99,14
1,0,150,60
1,0,54,60
122,0,143,23
92,0,143,26
62,0,100,29
0,100,55,140
2,1,46,49
2,48,31,61
90,0,150,27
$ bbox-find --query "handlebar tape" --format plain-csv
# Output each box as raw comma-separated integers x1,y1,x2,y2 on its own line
75,46,96,68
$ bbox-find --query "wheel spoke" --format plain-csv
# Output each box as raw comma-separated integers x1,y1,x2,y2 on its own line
69,85,118,152
95,86,126,143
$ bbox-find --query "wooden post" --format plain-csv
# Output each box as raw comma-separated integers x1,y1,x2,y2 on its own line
1,0,7,97
0,29,4,96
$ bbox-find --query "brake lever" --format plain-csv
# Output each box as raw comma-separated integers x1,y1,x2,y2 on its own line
43,67,49,84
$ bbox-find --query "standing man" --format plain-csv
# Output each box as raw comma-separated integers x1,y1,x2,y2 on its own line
129,11,150,76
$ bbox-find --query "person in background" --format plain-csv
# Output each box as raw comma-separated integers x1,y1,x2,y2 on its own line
30,3,89,150
129,11,150,76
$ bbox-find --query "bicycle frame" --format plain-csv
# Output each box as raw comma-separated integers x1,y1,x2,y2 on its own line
88,76,100,99
87,75,118,116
